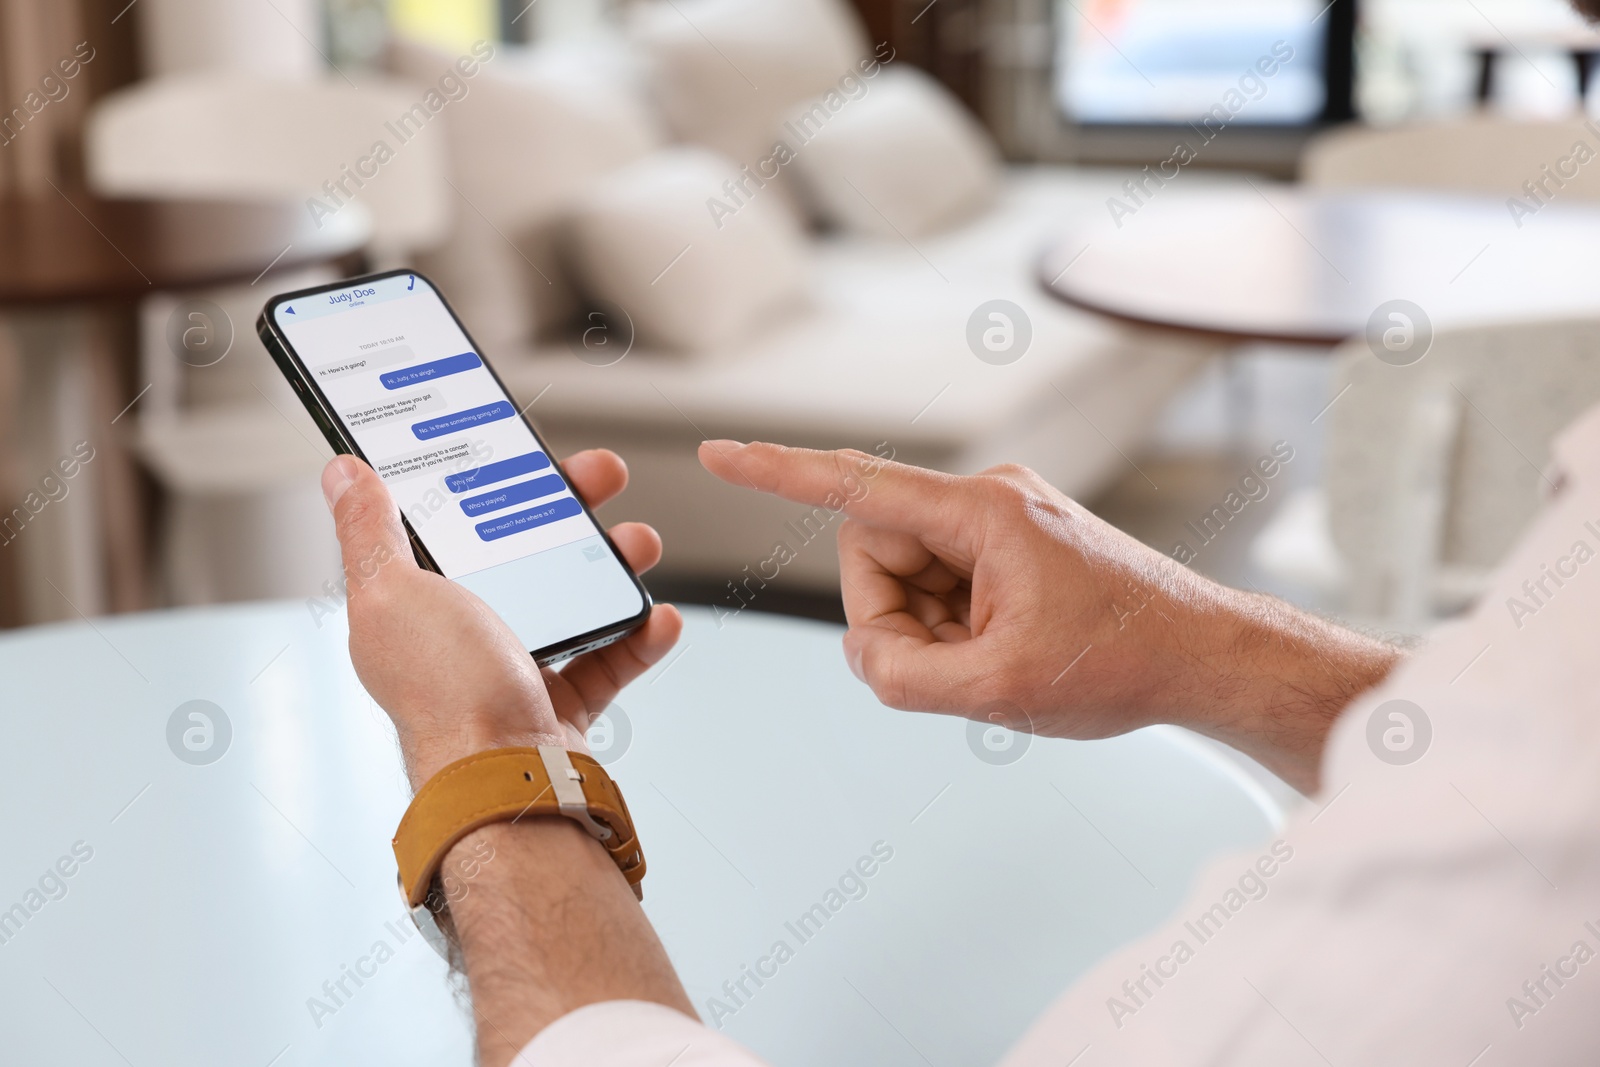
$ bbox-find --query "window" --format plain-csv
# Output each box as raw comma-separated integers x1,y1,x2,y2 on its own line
1360,0,1598,122
387,0,501,51
1055,0,1351,126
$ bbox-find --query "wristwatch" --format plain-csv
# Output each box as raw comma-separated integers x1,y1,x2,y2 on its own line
392,745,646,958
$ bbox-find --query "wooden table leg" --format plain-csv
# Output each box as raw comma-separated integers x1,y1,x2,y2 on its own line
0,321,22,627
1,312,108,623
0,303,155,626
87,302,151,614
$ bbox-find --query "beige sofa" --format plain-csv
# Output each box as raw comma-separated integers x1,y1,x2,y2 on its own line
492,169,1210,589
402,19,1216,594
81,0,1216,605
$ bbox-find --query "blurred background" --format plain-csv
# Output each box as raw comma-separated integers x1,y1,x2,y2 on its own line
3,0,1599,640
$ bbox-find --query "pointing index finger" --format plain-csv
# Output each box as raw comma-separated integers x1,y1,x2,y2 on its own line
697,440,968,540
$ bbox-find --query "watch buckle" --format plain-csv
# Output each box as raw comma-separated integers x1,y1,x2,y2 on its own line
538,745,614,842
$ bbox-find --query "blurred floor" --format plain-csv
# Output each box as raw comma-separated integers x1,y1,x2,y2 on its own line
1091,345,1334,610
1089,346,1340,811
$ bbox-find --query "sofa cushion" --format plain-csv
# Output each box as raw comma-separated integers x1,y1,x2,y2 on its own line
389,36,665,350
504,166,1211,450
497,167,1216,587
628,0,870,206
565,146,810,353
789,66,1000,239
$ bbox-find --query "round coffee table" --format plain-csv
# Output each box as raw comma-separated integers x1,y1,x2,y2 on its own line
0,190,367,624
0,602,1278,1067
0,192,367,304
1038,186,1600,345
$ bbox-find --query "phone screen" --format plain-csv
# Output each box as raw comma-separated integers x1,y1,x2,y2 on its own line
268,273,646,657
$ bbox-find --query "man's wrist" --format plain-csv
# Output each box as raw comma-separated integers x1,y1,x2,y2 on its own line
400,723,571,791
439,817,692,1067
1146,586,1402,793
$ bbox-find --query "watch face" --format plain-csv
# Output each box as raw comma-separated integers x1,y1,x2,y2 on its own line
413,904,452,961
397,873,452,961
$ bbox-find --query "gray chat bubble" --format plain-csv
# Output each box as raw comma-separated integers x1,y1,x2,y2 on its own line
340,388,446,430
311,343,417,382
373,440,482,483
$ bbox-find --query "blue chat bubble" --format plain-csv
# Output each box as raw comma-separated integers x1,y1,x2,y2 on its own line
445,450,551,493
381,351,481,390
412,400,514,441
459,473,567,517
475,496,583,541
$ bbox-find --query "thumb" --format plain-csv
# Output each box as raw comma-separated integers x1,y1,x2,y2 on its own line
322,455,414,593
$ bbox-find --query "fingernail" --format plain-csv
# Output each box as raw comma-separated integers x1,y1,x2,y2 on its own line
321,456,358,511
702,439,746,451
844,639,865,683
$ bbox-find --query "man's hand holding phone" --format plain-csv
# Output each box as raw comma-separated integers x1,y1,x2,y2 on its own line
261,272,654,666
322,449,681,789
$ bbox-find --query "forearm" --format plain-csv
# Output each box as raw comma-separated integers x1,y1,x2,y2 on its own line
444,819,695,1067
1158,585,1402,793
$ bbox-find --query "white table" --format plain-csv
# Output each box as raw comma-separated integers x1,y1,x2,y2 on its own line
0,604,1280,1067
1040,187,1600,345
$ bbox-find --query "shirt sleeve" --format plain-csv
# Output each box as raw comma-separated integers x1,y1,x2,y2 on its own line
996,402,1600,1067
532,406,1600,1067
514,1001,773,1067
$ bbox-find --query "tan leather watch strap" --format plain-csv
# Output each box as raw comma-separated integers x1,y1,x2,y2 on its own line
393,746,645,908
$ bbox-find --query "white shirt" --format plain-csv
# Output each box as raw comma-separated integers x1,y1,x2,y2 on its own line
516,407,1600,1066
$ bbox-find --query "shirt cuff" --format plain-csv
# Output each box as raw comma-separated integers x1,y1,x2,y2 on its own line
513,1000,771,1067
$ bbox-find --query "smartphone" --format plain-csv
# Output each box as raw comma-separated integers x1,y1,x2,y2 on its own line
256,269,651,665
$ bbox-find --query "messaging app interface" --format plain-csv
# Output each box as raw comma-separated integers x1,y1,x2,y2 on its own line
275,275,643,651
